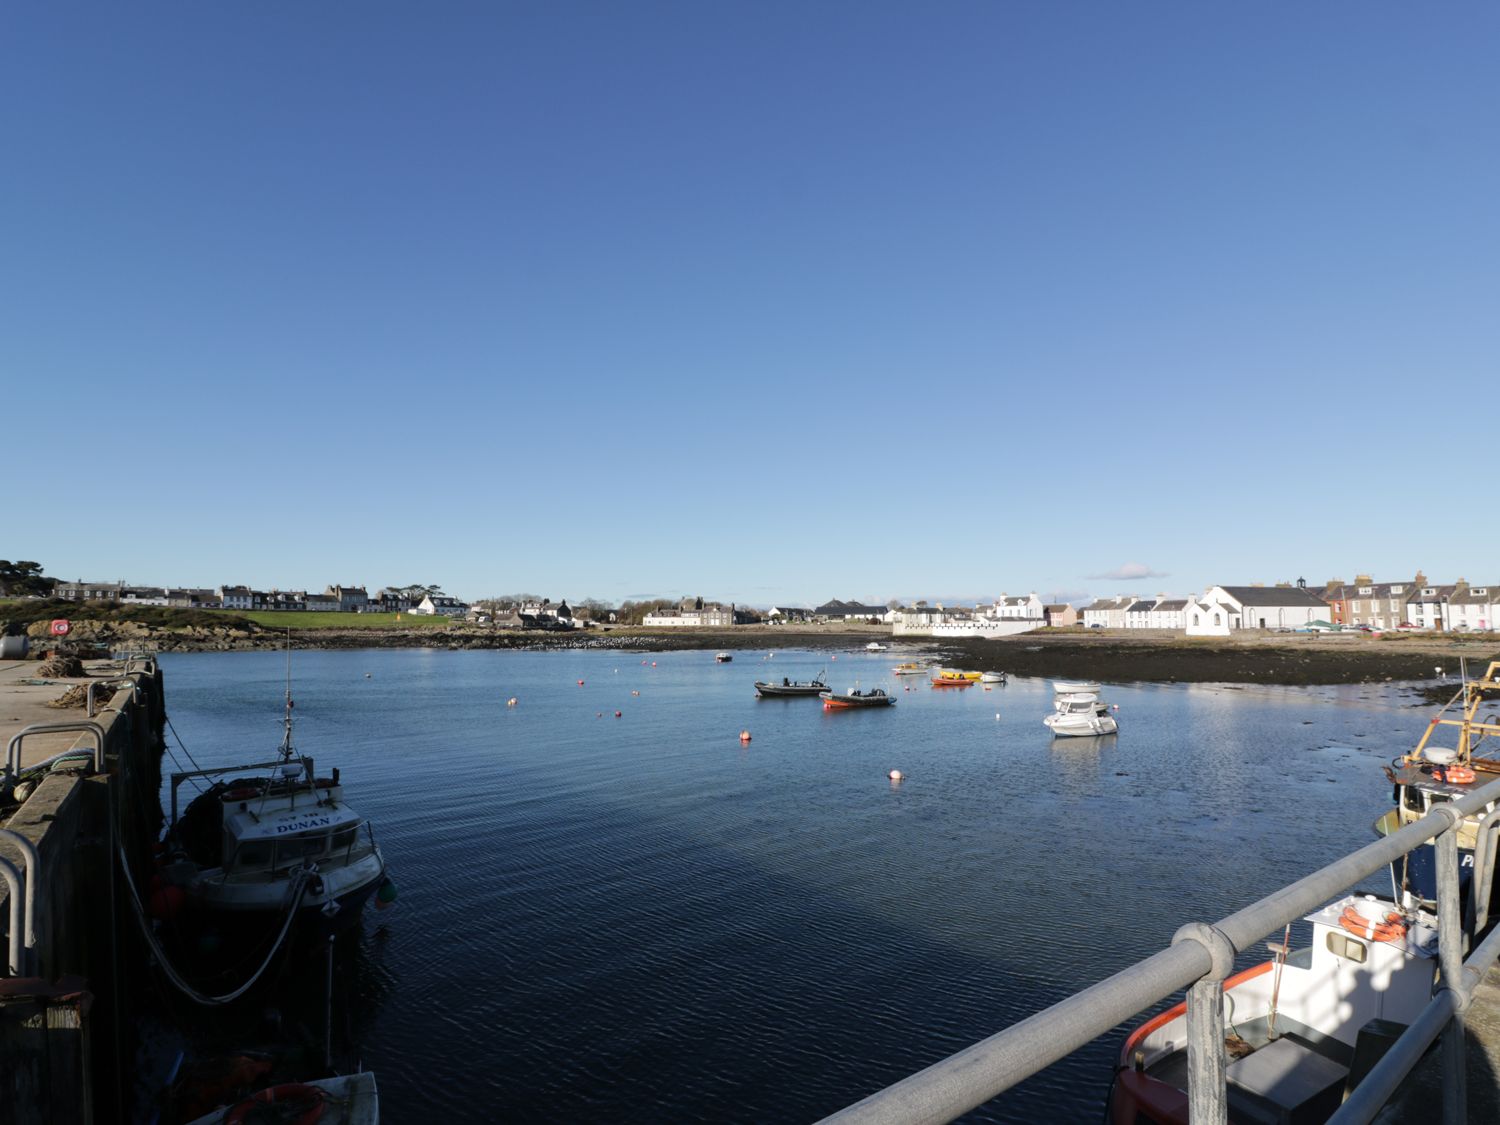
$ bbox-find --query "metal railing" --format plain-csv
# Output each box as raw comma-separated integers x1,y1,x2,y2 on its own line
819,775,1500,1125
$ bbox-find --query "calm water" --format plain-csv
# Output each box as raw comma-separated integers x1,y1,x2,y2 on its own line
156,648,1425,1122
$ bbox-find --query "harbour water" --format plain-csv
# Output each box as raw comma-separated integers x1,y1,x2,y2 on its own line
157,648,1427,1122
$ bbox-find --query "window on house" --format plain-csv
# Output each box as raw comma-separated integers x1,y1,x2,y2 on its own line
1391,586,1404,595
1476,589,1488,596
1358,586,1372,595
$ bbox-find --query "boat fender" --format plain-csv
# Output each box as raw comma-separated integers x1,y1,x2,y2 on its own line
224,1084,327,1125
1338,904,1406,943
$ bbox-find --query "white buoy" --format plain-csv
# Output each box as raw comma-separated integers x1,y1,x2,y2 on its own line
888,769,903,781
995,713,1001,720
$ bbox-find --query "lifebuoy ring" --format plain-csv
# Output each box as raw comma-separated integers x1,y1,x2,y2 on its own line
1440,766,1477,785
1339,905,1406,943
224,1084,326,1125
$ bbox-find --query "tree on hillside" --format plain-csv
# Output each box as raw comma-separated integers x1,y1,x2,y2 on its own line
0,561,56,597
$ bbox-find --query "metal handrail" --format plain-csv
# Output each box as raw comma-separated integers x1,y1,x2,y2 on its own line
819,775,1500,1125
5,720,109,782
0,829,40,976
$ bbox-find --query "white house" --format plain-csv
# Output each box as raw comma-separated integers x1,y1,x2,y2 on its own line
986,593,1045,622
412,594,469,617
1124,599,1159,629
1406,584,1456,631
1186,585,1330,634
643,598,734,627
1148,599,1191,630
218,586,255,611
1082,597,1136,629
1448,584,1499,632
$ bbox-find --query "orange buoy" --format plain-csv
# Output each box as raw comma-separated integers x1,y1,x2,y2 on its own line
614,710,622,718
739,730,751,742
578,679,585,686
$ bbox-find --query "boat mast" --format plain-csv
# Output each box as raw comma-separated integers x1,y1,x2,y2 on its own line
279,630,296,764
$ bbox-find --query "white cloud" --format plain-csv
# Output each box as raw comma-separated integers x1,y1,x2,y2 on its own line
1087,562,1168,581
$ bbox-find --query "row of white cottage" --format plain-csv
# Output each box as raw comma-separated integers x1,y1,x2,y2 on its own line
1084,586,1331,636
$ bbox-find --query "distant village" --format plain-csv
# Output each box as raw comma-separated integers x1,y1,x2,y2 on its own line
43,571,1499,636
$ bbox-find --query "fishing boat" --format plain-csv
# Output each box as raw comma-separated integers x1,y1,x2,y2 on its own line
162,677,390,932
820,688,895,710
755,672,829,698
979,671,1006,684
1109,894,1439,1125
1044,682,1118,736
1375,660,1500,908
892,662,929,676
715,652,733,663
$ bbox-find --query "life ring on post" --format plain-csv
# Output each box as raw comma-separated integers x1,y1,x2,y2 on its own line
224,1083,327,1125
1339,906,1407,943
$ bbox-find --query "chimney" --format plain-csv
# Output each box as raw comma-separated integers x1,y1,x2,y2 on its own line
1355,574,1373,585
1325,577,1343,592
1414,570,1427,586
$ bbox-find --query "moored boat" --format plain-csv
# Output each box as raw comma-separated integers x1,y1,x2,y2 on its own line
820,688,895,710
979,671,1006,684
892,662,929,676
1109,894,1438,1125
931,668,982,683
1044,681,1118,736
161,680,390,935
715,652,733,663
930,673,974,688
865,642,889,652
755,672,829,698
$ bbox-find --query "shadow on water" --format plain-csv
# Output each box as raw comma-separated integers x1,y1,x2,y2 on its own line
155,650,1434,1124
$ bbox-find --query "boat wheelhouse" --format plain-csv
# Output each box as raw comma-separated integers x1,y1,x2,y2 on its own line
1110,894,1438,1125
1376,660,1500,908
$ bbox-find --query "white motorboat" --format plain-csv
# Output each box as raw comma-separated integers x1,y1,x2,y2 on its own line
163,681,390,928
1110,894,1438,1124
865,642,889,652
979,671,1006,684
1044,682,1118,736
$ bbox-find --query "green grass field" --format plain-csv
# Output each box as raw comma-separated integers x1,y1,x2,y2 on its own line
241,610,453,630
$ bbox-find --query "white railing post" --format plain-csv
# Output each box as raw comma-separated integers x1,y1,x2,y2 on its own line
1435,814,1466,1125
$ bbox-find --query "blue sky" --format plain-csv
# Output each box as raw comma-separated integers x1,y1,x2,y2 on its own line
5,4,1496,607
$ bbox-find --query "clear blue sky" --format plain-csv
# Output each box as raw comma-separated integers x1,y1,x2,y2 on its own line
5,3,1496,607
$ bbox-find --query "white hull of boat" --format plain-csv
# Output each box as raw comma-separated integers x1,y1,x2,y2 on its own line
1043,712,1118,737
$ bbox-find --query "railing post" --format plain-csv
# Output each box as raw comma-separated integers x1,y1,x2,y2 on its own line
1172,923,1235,1125
1435,812,1467,1125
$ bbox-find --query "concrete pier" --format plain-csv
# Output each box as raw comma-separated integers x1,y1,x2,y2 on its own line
1,653,165,1125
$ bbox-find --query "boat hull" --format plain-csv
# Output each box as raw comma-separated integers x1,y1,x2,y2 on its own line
754,682,827,698
820,692,894,709
1044,713,1117,736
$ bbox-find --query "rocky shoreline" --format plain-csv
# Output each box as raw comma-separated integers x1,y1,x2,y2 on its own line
12,616,1498,689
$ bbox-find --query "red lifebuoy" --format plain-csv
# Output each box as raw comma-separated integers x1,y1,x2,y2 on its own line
1442,766,1477,785
224,1083,326,1125
1339,905,1406,943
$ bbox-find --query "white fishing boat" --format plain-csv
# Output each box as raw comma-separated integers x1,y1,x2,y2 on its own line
1110,894,1438,1124
162,674,390,929
1043,682,1118,736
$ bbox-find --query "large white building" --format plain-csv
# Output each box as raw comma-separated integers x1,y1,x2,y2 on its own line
643,598,734,627
1082,597,1135,629
1186,585,1330,636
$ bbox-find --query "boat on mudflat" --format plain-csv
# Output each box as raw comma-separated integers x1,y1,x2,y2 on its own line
820,688,895,710
1109,894,1439,1125
755,673,829,698
1375,659,1500,909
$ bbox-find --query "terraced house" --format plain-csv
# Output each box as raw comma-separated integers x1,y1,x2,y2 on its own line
1324,574,1427,630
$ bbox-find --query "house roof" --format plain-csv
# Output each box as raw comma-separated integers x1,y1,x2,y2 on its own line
1154,600,1189,611
1043,604,1071,613
1218,586,1328,608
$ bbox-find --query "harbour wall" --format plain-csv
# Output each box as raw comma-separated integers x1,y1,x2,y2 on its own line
1,661,166,1124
